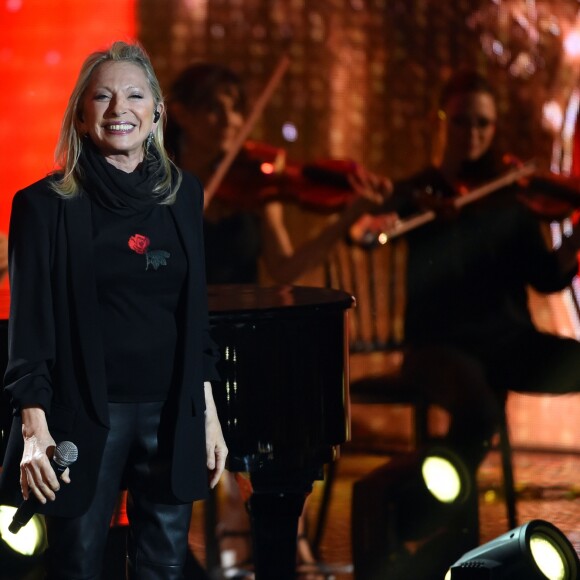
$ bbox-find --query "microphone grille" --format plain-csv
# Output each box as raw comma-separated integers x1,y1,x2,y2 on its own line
53,441,79,468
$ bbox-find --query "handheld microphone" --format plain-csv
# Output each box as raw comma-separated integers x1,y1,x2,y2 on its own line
9,440,78,534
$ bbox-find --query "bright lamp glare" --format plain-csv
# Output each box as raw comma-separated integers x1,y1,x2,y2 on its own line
422,456,461,503
0,505,46,556
530,533,566,580
448,520,579,580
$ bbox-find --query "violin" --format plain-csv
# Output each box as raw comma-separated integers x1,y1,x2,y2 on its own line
517,171,580,220
349,156,580,247
211,140,365,213
203,54,387,214
455,154,580,221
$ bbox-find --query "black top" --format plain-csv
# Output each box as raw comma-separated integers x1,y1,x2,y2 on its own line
92,201,187,402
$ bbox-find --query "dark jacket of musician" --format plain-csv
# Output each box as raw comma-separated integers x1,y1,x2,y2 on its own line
0,171,220,517
390,153,580,350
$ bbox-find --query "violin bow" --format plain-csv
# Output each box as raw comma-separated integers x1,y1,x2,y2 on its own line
384,159,537,242
203,54,291,205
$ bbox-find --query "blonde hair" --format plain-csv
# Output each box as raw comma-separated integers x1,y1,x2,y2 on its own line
51,41,181,203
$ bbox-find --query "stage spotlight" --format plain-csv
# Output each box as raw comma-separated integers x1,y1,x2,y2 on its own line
352,445,480,580
447,519,580,580
0,505,47,578
422,452,464,503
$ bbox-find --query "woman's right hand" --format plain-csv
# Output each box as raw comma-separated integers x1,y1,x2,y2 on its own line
20,407,70,503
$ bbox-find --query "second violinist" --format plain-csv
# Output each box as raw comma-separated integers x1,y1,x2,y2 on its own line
389,69,580,475
165,62,392,576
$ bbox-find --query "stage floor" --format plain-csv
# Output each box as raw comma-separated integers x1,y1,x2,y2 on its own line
188,447,580,579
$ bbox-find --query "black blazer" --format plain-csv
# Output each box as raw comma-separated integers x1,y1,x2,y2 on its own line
0,172,219,516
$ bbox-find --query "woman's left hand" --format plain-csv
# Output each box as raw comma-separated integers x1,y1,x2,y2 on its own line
203,382,228,488
347,165,393,209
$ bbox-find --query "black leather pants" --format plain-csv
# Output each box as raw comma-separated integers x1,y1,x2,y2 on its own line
45,402,192,580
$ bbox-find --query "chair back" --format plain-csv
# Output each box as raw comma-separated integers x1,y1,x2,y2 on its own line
324,238,408,353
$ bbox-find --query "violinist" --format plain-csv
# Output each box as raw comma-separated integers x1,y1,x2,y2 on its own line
166,62,392,577
389,69,580,473
166,63,392,287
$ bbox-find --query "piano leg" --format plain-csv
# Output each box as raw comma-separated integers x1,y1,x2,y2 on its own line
247,470,317,580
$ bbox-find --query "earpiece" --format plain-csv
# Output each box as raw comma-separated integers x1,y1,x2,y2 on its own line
153,110,161,123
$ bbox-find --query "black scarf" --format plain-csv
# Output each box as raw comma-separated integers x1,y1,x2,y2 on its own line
78,139,168,214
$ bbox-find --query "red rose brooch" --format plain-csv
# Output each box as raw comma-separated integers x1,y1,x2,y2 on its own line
128,234,170,270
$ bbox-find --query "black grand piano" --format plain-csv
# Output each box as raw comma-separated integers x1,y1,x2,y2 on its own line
207,284,353,579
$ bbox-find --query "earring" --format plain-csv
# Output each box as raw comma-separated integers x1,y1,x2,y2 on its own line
146,132,154,151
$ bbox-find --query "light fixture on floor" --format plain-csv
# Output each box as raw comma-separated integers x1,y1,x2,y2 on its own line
0,504,47,578
446,519,580,579
352,444,480,580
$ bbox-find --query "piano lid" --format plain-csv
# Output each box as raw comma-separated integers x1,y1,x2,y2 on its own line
208,284,354,319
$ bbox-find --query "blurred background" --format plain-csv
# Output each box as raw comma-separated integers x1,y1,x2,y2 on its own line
6,0,580,228
3,0,580,449
2,3,580,577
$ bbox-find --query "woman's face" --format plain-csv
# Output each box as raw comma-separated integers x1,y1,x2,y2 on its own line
443,91,497,164
175,84,244,160
79,61,159,171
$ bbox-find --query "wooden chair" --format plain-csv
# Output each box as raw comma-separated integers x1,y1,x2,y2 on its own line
311,237,432,555
311,236,518,554
324,236,430,455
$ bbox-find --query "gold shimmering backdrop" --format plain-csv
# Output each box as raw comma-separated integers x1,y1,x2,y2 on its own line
138,0,580,178
137,3,580,566
139,0,580,453
1,9,579,573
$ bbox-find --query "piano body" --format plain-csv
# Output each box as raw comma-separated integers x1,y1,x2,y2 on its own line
207,284,353,579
